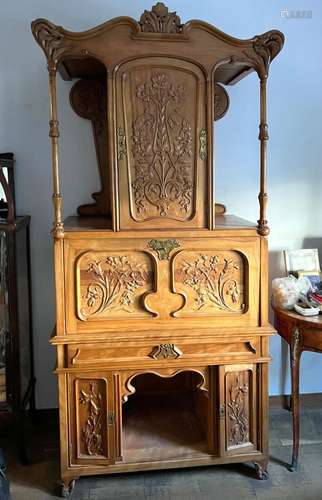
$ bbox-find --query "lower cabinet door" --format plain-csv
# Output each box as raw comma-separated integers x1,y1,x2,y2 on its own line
68,372,115,466
219,364,258,456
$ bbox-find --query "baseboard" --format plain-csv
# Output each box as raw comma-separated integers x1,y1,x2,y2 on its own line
36,393,322,415
269,393,322,409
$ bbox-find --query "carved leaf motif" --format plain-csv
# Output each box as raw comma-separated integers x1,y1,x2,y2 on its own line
79,381,103,456
253,31,285,74
176,253,245,312
31,19,67,69
227,374,249,447
81,256,150,318
139,3,183,33
131,72,194,219
243,30,284,77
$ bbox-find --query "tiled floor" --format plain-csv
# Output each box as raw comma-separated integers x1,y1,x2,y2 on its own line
5,405,322,499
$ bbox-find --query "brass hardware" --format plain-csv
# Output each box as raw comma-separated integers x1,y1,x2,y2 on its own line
148,239,180,260
117,127,126,160
219,404,225,418
149,343,182,360
108,411,115,425
291,327,301,368
199,128,207,160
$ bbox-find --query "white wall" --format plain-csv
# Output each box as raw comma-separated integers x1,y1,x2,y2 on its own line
1,0,322,408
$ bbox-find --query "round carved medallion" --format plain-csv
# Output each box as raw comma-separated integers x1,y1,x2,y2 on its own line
214,83,230,121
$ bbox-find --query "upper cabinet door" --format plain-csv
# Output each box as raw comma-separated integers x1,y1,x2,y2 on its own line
115,57,208,230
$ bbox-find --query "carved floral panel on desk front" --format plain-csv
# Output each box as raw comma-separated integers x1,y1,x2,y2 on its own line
121,67,202,222
173,250,247,316
75,378,108,459
225,370,251,450
77,251,153,320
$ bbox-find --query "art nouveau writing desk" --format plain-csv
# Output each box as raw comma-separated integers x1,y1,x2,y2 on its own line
32,4,284,496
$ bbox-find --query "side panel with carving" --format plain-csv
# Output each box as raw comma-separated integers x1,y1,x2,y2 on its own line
116,57,207,229
76,251,154,321
68,374,114,466
219,365,257,455
173,250,247,317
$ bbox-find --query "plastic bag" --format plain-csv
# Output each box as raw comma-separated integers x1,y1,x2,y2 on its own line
272,275,311,310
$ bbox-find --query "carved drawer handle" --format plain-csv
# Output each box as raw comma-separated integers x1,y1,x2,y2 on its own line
149,343,182,360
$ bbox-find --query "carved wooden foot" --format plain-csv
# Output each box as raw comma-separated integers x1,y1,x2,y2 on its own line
60,479,76,498
254,461,269,480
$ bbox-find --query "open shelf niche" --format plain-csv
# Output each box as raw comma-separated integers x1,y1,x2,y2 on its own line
122,371,211,463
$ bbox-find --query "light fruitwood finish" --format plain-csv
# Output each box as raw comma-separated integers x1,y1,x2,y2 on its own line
31,3,284,236
31,3,283,496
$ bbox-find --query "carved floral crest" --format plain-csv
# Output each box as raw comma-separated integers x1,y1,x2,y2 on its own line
139,3,183,33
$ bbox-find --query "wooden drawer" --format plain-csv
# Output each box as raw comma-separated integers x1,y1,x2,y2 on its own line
67,337,261,368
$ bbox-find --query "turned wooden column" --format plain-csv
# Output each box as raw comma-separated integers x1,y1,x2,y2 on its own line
257,77,269,236
48,64,64,238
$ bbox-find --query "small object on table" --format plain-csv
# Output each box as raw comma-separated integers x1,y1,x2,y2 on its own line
271,275,311,310
294,302,320,316
273,305,322,471
283,249,320,275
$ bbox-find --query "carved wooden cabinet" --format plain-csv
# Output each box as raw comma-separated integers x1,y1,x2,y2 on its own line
32,3,283,496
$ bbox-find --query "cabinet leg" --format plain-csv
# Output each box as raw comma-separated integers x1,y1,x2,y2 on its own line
253,460,269,480
60,478,77,498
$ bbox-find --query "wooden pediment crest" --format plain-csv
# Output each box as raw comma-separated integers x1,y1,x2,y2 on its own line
139,2,183,33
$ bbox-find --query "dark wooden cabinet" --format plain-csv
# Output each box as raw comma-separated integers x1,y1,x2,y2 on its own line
32,3,283,496
0,154,35,423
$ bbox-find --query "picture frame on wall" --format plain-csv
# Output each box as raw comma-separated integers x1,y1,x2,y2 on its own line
284,249,320,275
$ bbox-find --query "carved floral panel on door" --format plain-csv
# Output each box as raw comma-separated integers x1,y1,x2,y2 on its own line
74,378,108,460
173,250,247,316
225,370,253,451
77,251,154,321
120,65,203,223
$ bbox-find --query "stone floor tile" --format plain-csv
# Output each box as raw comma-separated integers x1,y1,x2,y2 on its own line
89,485,146,500
5,407,322,499
255,482,322,500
